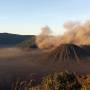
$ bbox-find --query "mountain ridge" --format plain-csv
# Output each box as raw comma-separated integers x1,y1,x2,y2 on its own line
0,32,35,47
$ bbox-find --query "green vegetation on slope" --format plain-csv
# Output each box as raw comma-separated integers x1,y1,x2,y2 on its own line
0,71,90,90
12,71,82,90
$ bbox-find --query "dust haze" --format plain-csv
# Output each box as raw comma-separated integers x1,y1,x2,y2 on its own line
36,20,90,49
0,20,90,75
0,20,90,89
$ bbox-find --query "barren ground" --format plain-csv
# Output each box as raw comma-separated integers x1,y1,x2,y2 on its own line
0,47,90,80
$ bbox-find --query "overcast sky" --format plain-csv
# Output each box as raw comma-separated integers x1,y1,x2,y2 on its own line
0,0,90,35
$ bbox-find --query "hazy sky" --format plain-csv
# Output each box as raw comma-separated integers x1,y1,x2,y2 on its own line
0,0,90,35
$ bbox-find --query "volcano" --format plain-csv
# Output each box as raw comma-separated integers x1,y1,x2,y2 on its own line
49,44,88,62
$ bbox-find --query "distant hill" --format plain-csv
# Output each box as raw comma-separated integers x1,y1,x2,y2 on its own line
18,36,38,49
0,33,34,47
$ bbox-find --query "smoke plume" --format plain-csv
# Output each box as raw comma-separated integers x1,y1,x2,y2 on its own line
36,20,90,49
36,26,56,49
62,20,90,45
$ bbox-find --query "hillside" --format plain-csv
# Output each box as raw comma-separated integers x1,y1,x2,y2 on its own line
5,71,90,90
11,71,82,90
49,44,89,62
0,33,34,47
18,36,38,48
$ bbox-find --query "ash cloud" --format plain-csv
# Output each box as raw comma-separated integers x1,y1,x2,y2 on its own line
64,21,80,30
36,20,90,49
39,26,52,36
36,26,55,49
62,20,90,45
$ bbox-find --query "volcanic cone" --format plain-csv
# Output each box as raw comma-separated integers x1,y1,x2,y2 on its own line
49,44,88,62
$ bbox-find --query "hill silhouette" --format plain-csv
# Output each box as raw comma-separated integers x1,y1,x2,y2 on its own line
18,36,38,49
0,33,34,47
49,44,88,62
